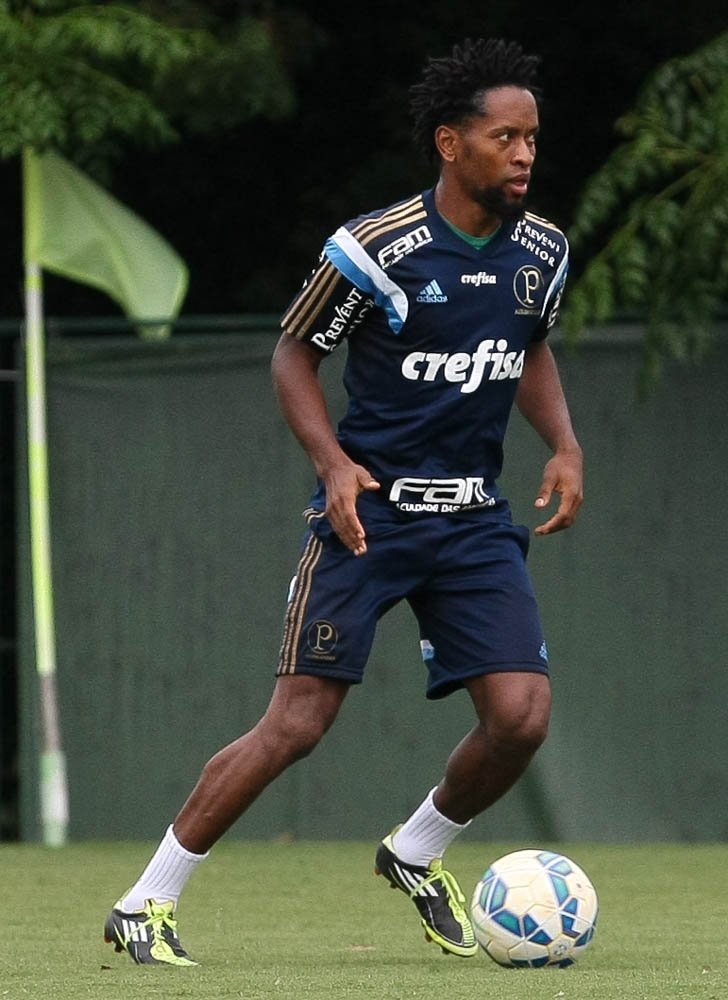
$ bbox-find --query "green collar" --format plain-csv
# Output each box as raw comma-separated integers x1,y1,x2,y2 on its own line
440,213,500,249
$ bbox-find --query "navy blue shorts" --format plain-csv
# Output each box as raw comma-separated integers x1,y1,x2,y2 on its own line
276,506,549,699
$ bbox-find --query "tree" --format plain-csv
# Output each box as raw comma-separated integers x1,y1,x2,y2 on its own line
562,31,728,386
0,0,295,171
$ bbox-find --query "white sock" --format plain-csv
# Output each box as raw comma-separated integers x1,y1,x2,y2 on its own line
391,788,471,866
119,825,208,912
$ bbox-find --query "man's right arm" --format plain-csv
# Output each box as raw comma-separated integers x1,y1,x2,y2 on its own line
271,334,380,556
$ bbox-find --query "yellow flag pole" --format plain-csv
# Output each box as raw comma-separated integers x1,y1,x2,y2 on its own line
23,147,69,846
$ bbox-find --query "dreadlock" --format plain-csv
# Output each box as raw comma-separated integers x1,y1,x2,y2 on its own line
410,38,542,164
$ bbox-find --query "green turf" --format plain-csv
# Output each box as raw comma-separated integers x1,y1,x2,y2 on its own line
1,840,726,999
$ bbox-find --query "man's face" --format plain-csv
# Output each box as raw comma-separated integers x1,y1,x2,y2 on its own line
440,86,539,218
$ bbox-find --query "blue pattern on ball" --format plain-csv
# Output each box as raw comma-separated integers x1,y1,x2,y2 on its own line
493,909,521,936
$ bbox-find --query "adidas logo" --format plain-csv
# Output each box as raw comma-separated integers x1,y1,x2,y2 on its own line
121,918,150,944
416,279,448,304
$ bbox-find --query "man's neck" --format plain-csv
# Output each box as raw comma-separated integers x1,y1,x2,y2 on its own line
433,180,501,238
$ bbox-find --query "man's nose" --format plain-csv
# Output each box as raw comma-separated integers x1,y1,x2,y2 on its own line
513,138,535,164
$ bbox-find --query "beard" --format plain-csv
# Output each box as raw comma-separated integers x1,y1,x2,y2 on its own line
473,184,527,220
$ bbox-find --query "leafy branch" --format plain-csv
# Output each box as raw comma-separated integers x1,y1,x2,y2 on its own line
562,31,728,387
0,0,295,169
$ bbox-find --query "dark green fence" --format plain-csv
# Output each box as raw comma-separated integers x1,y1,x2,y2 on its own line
16,321,728,842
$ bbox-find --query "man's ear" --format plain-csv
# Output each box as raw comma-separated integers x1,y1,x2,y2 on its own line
435,125,458,163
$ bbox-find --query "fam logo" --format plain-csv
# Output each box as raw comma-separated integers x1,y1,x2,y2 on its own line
513,265,543,315
390,477,496,514
307,620,338,661
378,225,433,269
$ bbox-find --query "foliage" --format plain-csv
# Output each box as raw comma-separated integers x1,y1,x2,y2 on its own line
562,31,728,386
155,14,297,134
0,0,294,170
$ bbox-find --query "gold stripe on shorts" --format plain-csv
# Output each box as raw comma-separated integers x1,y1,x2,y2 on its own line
277,532,324,675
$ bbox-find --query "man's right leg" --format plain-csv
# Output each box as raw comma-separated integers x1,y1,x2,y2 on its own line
105,675,349,966
174,674,350,853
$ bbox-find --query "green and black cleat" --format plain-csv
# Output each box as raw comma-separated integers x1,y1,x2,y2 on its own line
104,898,197,966
375,830,478,957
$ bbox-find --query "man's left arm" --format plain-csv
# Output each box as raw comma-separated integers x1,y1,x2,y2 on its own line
516,338,583,535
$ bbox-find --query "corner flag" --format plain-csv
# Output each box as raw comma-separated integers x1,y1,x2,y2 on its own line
23,147,188,333
21,147,188,845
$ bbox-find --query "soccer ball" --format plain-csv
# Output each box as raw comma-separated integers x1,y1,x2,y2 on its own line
470,849,598,968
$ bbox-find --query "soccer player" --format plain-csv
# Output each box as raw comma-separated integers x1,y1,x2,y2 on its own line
104,37,583,965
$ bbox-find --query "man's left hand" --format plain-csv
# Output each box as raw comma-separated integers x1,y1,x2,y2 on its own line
533,449,584,535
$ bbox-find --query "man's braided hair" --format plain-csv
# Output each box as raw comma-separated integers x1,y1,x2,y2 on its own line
410,38,541,164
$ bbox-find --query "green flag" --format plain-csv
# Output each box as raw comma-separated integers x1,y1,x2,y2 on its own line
23,148,188,335
21,147,189,843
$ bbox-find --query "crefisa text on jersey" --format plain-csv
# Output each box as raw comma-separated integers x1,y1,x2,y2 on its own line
461,271,497,286
402,338,525,393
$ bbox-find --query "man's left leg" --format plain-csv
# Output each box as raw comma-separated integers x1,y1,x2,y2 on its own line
376,672,551,956
433,671,551,822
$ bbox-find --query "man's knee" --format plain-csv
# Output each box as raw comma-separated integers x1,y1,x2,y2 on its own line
262,675,349,761
494,702,550,754
468,672,551,755
268,711,329,761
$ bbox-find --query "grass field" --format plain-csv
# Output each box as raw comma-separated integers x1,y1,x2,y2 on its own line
1,840,726,999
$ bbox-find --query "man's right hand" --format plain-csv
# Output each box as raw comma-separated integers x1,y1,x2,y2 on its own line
323,463,380,555
271,334,380,554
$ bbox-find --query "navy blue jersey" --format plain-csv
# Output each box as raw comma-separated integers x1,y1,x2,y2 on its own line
281,188,568,518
